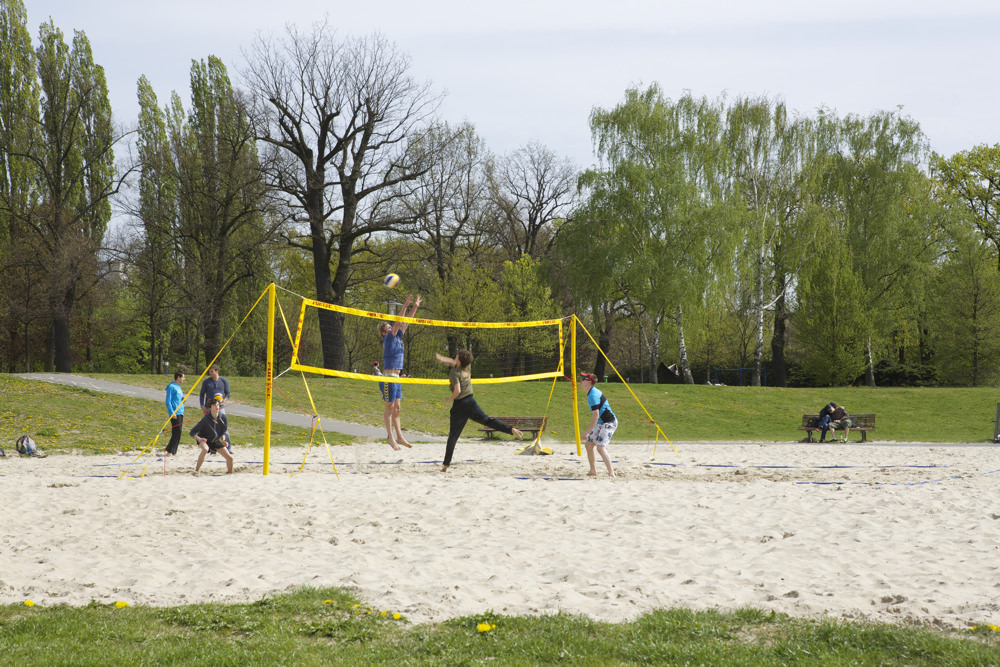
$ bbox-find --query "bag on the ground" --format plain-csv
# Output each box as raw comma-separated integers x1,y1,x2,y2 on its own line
15,434,44,457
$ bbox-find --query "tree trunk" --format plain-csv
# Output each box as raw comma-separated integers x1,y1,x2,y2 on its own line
52,312,73,372
308,190,344,370
864,337,876,387
648,326,660,384
52,286,76,372
594,332,609,379
201,282,228,368
675,305,694,384
770,279,788,387
149,311,158,374
592,305,614,379
752,258,765,387
319,213,356,372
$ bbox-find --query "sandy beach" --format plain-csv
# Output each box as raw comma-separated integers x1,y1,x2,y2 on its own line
1,440,998,630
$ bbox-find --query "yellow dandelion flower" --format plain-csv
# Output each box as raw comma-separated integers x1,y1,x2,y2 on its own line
393,613,402,620
380,610,388,616
24,600,34,607
115,601,129,608
323,599,333,605
477,622,496,632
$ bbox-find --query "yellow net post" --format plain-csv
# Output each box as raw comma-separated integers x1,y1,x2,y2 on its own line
263,283,275,476
574,315,678,456
571,315,581,456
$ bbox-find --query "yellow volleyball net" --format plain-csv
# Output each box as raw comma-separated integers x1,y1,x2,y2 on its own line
122,284,673,479
289,298,568,385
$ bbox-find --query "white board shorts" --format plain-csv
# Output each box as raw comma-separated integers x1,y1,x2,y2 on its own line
587,420,617,448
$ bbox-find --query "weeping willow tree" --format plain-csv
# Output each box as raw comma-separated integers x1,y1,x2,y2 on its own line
564,85,735,383
818,110,939,386
721,96,831,387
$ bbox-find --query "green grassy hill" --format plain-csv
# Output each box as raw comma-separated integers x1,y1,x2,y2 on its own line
4,373,997,451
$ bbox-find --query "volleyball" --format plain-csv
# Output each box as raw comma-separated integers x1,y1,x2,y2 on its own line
383,273,400,289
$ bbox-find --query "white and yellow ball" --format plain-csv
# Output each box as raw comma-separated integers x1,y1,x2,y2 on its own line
383,273,400,289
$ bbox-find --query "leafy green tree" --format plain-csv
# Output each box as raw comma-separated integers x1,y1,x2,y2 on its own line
77,277,149,373
129,74,179,373
934,144,1000,270
0,0,40,371
493,254,561,375
429,258,504,326
549,189,626,380
169,56,279,367
0,0,37,248
821,110,937,386
26,23,122,371
793,244,869,385
499,255,560,321
572,85,733,383
927,225,1000,385
722,96,830,387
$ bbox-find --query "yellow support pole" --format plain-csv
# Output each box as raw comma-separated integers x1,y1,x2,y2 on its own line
575,316,677,455
571,315,581,456
263,283,275,475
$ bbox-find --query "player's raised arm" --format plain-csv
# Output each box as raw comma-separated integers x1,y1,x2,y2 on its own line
391,294,413,336
435,352,457,366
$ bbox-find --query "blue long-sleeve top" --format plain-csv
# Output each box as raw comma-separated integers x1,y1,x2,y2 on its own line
166,381,184,417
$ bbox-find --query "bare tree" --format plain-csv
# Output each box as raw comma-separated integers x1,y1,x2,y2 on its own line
488,142,577,259
243,22,442,370
403,121,493,282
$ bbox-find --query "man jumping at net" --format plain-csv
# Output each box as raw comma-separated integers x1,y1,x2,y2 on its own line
379,294,421,450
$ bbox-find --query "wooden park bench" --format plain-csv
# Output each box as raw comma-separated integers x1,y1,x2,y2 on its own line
798,413,877,443
479,416,548,440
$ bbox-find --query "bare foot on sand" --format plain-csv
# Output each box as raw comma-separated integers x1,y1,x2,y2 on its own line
440,465,449,473
512,428,523,440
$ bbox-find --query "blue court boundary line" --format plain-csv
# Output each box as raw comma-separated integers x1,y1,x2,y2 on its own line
794,468,1000,486
40,459,998,486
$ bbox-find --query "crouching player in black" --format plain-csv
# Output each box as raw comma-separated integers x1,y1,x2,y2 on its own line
190,397,234,474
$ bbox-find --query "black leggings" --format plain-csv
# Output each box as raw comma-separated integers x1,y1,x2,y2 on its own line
444,395,514,466
167,415,184,455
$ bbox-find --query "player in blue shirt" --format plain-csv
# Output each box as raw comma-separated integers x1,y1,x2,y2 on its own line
164,370,186,456
580,372,616,477
379,294,421,450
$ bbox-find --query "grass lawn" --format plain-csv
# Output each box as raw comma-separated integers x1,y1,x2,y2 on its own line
0,375,320,454
70,373,1000,445
1,587,997,666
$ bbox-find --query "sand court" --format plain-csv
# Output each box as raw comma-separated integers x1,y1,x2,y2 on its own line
1,441,998,630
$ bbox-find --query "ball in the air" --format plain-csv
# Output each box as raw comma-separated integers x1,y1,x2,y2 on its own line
383,273,400,288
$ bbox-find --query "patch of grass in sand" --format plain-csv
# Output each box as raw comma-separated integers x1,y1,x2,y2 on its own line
0,375,325,455
82,373,999,443
0,588,996,665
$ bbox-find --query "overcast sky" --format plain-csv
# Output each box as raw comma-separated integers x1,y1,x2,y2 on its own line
24,0,1000,169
